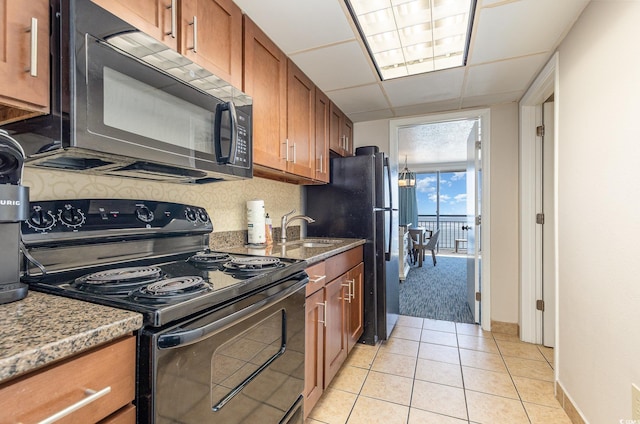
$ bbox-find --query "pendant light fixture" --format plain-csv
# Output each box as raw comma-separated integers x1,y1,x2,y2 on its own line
398,155,416,187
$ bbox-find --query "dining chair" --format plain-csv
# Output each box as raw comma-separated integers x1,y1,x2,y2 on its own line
414,229,441,267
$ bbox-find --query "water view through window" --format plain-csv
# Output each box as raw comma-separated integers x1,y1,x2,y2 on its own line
416,170,468,250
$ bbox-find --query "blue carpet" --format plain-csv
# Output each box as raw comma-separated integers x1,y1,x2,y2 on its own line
399,255,474,323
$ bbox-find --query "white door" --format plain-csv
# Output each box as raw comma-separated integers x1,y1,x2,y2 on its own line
542,101,556,347
466,122,481,323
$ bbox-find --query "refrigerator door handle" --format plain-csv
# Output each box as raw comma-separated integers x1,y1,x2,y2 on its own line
384,156,393,261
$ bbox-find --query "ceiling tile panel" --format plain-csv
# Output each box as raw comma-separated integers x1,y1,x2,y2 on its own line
233,0,355,53
290,41,378,92
464,54,547,97
469,0,589,64
327,84,390,114
383,67,466,107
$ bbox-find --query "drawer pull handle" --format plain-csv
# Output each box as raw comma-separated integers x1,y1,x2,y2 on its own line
36,386,111,424
316,301,327,327
309,275,326,283
27,17,38,77
189,16,198,52
166,0,176,38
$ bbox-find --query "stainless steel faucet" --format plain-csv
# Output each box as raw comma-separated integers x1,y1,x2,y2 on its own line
281,209,315,243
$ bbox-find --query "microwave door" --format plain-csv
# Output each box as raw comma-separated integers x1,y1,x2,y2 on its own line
214,101,238,164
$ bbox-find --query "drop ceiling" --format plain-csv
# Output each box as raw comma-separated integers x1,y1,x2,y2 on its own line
232,0,590,123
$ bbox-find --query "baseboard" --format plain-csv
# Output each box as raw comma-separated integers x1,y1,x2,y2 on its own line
490,320,519,336
556,381,587,424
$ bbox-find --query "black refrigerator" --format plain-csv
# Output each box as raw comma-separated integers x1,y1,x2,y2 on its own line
305,148,399,345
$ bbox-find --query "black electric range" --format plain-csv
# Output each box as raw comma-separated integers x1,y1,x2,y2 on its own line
20,198,307,326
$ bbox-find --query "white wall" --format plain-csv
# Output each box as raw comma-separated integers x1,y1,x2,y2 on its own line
488,104,520,324
354,103,520,325
555,1,640,422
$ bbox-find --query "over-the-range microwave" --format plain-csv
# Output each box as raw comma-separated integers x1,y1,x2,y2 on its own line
2,0,252,184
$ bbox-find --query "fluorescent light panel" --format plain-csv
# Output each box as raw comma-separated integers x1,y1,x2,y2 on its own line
347,0,474,80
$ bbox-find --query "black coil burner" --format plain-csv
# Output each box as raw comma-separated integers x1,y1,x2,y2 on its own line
188,252,232,269
129,276,211,303
222,257,285,278
72,266,163,296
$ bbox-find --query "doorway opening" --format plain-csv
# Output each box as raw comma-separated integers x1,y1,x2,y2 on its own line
391,109,490,329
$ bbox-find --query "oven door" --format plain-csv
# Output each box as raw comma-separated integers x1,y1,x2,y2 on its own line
139,275,307,424
79,33,251,174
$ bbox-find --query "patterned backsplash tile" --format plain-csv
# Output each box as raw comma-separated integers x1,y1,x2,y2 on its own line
23,168,303,233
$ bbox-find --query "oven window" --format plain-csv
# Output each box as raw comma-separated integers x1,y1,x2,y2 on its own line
102,67,214,154
210,310,285,409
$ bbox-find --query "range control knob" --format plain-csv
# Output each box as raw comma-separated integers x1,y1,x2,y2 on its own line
27,207,56,231
184,207,198,223
58,205,85,228
135,205,155,223
197,208,209,223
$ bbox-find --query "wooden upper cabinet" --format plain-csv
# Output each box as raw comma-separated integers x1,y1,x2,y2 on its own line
329,102,353,157
286,60,315,179
243,16,287,172
91,0,178,50
342,115,354,156
0,0,49,123
180,0,242,89
314,88,330,183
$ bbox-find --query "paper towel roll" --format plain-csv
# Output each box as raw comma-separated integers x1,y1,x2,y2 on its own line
247,199,266,245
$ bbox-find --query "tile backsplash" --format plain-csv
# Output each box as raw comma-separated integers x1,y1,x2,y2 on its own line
23,168,303,233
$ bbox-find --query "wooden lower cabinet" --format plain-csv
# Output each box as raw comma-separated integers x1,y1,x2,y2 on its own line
304,245,363,419
346,262,364,353
323,275,348,386
0,336,136,424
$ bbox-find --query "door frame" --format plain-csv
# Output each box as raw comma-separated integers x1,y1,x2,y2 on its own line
519,53,559,346
390,108,491,331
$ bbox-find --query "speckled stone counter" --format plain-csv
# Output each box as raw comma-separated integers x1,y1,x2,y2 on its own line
0,291,143,383
218,237,366,264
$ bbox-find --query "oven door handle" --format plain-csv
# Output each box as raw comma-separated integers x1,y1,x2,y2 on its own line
157,278,307,349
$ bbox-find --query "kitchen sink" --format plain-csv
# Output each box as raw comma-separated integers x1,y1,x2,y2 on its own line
278,239,340,248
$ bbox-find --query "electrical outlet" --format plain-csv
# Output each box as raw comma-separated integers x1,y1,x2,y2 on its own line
633,383,640,420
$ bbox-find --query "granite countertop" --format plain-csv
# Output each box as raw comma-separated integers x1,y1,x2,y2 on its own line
218,237,366,264
0,291,143,384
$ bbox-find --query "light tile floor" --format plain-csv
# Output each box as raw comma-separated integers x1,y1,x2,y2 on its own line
306,315,571,424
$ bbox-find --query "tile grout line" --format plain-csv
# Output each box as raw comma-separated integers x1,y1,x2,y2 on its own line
455,323,473,423
493,333,534,423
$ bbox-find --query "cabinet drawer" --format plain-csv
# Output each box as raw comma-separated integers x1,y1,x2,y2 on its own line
325,245,363,282
0,336,136,424
305,261,327,296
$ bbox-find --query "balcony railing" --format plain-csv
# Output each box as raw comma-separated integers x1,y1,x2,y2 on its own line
415,214,469,251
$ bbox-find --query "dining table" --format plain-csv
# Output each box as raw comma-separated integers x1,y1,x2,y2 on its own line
408,228,432,267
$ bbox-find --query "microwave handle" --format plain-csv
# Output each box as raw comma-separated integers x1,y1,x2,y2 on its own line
214,101,238,164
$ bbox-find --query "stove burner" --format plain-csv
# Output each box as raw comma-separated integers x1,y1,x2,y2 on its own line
188,252,232,268
229,256,281,269
145,276,205,294
222,256,284,277
130,276,211,303
72,266,163,295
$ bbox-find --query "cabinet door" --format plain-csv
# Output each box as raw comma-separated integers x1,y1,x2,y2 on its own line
324,276,347,387
328,102,344,156
0,0,49,121
243,16,288,172
304,289,325,418
314,88,330,183
342,116,354,156
0,336,135,423
347,262,364,352
286,60,315,179
180,0,242,88
91,0,177,50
